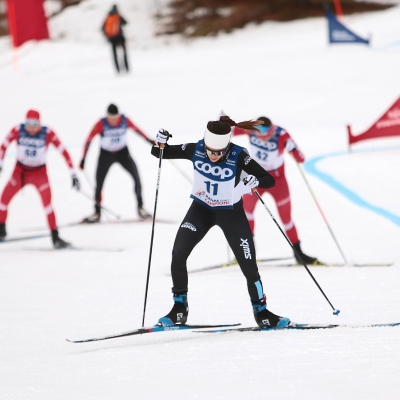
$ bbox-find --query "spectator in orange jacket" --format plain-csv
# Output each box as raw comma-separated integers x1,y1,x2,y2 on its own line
102,4,129,73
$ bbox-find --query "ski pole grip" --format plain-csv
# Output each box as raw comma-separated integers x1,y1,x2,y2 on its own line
157,130,173,150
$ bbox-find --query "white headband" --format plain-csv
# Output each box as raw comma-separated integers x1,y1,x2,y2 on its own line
204,127,231,150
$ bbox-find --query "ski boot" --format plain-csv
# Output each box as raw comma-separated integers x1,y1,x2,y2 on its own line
0,223,6,242
252,296,290,329
82,205,101,224
158,293,188,326
138,206,152,220
51,230,72,249
293,241,322,265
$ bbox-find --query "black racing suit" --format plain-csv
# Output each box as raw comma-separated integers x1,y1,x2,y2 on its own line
95,146,142,209
151,142,275,303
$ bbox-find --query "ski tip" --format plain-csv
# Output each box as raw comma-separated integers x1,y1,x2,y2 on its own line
333,309,341,316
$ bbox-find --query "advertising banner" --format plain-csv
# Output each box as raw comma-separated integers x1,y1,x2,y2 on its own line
325,10,369,45
348,97,400,145
6,0,49,47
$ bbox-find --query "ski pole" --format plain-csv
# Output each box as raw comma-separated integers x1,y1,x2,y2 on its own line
142,132,171,327
81,170,109,222
78,189,121,220
253,189,340,315
296,162,348,265
83,169,95,191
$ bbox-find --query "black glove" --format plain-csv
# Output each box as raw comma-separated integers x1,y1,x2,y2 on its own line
147,138,155,145
72,175,80,191
79,159,85,170
156,129,172,145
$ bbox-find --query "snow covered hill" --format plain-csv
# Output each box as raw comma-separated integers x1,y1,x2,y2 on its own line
0,1,400,399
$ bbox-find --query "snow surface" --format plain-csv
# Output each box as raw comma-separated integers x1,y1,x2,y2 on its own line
1,1,400,399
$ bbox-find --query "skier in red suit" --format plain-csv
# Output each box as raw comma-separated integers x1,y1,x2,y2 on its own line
79,104,153,223
0,110,80,248
233,116,319,264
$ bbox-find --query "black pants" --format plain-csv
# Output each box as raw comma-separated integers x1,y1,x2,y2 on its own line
110,36,129,72
95,147,142,209
171,200,264,303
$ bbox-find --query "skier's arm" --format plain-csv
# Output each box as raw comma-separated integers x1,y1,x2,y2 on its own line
238,151,275,189
151,143,196,160
0,127,19,171
80,121,102,169
120,15,127,26
282,131,305,163
126,118,153,144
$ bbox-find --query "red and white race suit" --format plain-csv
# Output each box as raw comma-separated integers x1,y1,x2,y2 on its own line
233,125,305,243
0,124,75,230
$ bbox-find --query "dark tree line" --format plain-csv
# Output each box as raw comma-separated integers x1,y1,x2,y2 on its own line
157,0,392,37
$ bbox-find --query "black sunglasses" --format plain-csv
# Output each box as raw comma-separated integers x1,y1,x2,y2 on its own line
205,146,227,156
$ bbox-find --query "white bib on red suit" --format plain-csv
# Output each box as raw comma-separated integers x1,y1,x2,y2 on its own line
248,125,292,171
16,124,48,167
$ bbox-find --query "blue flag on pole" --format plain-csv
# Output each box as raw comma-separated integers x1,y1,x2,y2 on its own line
325,10,369,45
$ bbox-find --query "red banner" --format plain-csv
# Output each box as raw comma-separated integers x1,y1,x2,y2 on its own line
6,0,49,48
348,97,400,145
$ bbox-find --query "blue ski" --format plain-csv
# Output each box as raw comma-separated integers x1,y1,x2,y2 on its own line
198,321,400,333
67,323,241,343
0,233,50,244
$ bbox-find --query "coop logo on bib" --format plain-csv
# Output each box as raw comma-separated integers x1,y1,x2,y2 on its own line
103,127,126,137
194,161,233,180
250,135,277,150
19,137,46,147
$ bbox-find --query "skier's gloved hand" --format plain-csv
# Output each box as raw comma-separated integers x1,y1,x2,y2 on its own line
156,129,172,145
243,175,259,190
72,175,80,191
79,159,85,170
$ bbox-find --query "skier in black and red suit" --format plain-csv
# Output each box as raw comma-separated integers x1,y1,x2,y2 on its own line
233,116,320,264
0,109,80,248
80,104,153,222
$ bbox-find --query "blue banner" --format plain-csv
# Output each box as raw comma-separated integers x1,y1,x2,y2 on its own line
325,10,369,45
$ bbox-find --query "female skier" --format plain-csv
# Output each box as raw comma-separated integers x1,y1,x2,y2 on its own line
233,116,319,265
151,116,290,329
0,109,80,248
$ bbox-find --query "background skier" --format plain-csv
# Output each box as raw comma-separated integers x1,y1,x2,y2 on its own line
0,109,80,248
233,116,320,264
80,103,153,222
102,4,129,73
